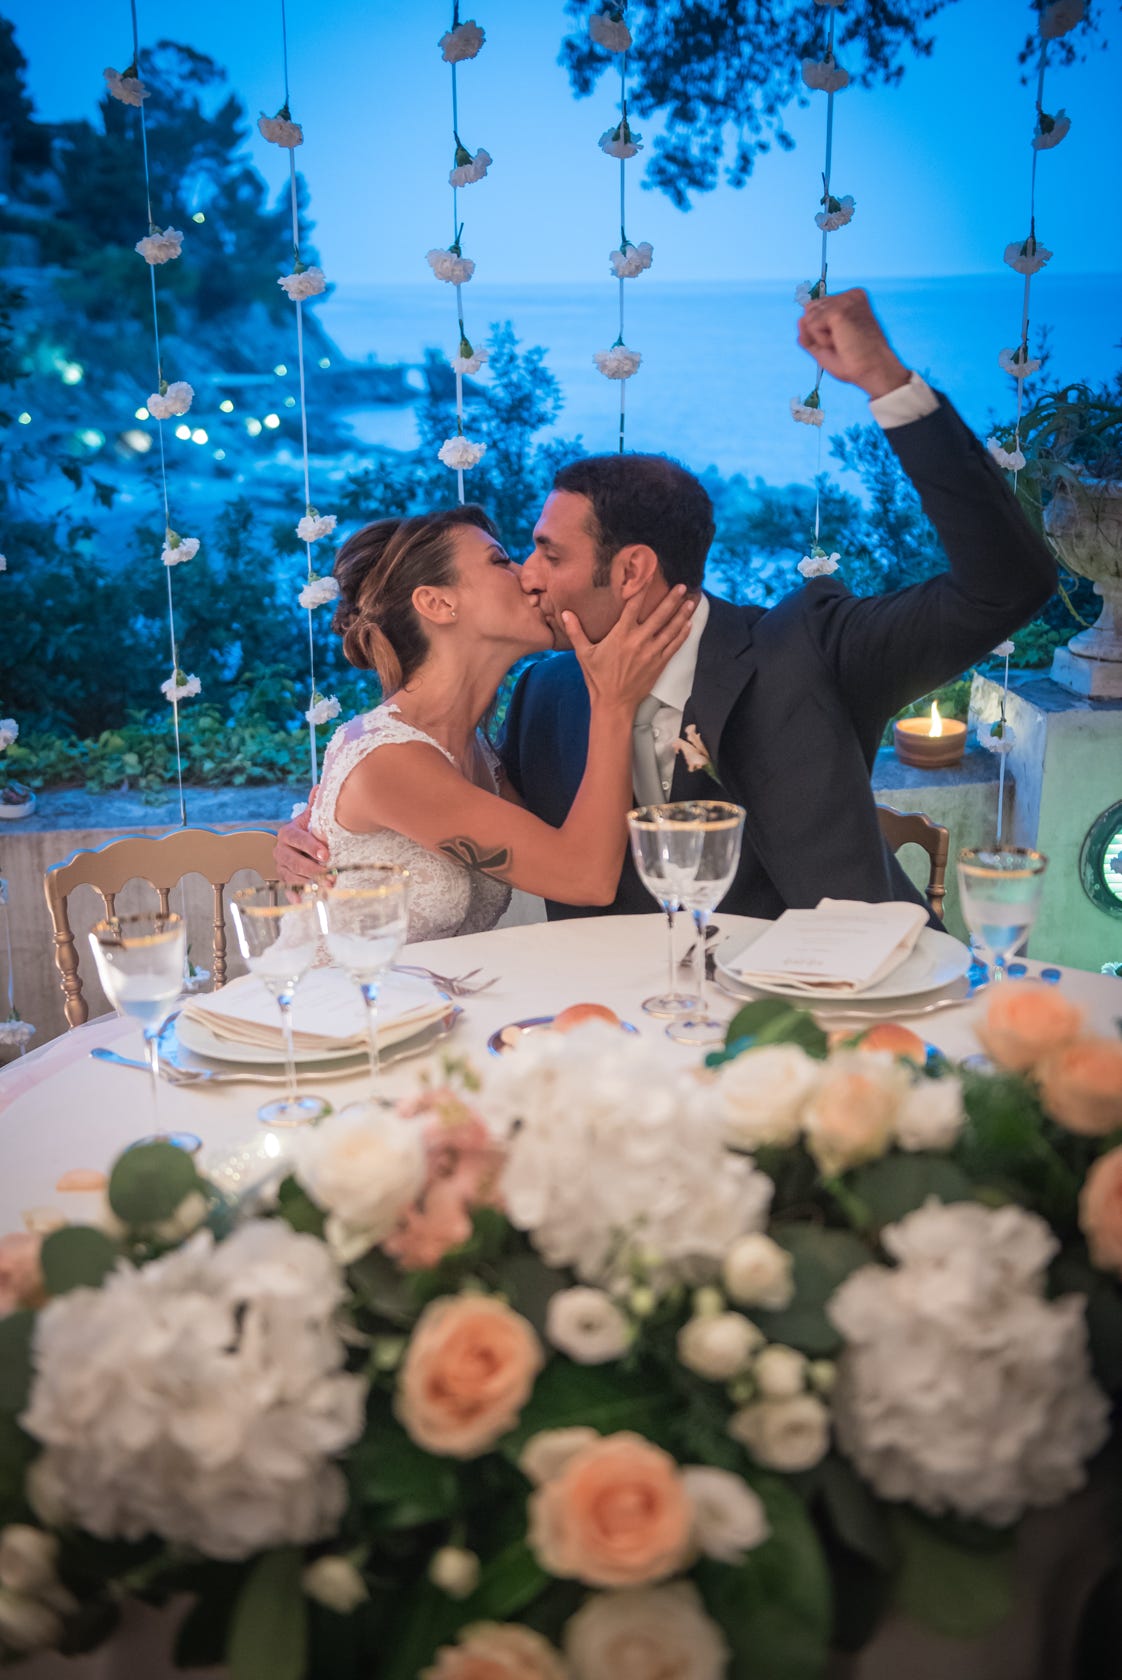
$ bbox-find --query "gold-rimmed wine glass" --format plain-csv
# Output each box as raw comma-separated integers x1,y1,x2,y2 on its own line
664,801,746,1046
314,863,412,1102
229,885,330,1127
627,805,703,1018
957,847,1048,983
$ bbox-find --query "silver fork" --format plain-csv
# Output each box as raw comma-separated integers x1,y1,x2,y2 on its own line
394,964,498,996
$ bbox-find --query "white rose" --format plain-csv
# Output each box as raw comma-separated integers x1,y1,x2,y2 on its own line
677,1312,761,1382
294,1110,425,1264
0,1528,58,1598
0,1589,63,1653
729,1394,831,1472
717,1044,820,1150
681,1466,769,1564
519,1428,600,1487
546,1288,630,1364
754,1344,807,1399
301,1556,367,1614
429,1545,481,1599
564,1582,728,1680
895,1076,965,1153
723,1233,795,1311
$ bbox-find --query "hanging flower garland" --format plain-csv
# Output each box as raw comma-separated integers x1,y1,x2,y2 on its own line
431,7,490,502
591,4,646,454
792,0,854,580
260,3,338,785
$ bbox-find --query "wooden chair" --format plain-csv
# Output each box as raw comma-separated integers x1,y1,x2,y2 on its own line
877,804,950,922
43,826,280,1029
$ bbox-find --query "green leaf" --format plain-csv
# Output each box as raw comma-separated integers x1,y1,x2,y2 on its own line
108,1142,200,1226
349,1423,460,1524
0,1413,36,1525
847,1155,975,1228
40,1226,119,1296
751,1227,870,1356
889,1507,1014,1639
377,1578,461,1680
815,1454,895,1572
501,1359,668,1460
0,1311,35,1413
348,1249,413,1326
459,1540,549,1621
226,1548,308,1680
276,1175,326,1239
495,1252,568,1339
712,999,828,1066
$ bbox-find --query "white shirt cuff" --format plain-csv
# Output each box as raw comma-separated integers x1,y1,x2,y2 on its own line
869,371,938,430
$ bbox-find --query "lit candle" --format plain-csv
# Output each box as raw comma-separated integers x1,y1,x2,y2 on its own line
893,700,967,768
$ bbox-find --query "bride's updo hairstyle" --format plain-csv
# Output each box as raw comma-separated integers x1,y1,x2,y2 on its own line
331,504,498,691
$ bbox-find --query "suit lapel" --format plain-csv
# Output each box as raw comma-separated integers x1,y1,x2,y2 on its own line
676,594,758,788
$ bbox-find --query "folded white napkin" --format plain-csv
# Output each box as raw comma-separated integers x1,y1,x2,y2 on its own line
726,898,930,995
181,967,448,1053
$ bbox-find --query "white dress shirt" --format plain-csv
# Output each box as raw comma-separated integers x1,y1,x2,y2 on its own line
630,372,935,803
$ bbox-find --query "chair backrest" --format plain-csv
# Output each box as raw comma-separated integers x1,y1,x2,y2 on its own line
43,826,279,1029
877,804,950,922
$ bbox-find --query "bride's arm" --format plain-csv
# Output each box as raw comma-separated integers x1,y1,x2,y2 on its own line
335,588,695,905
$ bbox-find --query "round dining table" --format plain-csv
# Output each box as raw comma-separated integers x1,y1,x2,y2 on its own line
5,913,1121,1680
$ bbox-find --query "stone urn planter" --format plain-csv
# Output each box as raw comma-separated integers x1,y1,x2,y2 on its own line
1045,474,1122,698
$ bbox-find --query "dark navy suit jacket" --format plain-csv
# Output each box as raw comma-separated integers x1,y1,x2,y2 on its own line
498,395,1057,923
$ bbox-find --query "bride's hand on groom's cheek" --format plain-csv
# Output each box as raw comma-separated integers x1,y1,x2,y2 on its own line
565,586,696,713
274,806,329,887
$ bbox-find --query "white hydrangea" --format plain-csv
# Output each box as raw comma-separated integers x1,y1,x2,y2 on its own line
485,1023,773,1290
815,194,856,232
103,66,148,106
306,694,341,728
1033,107,1071,149
299,575,341,611
1003,236,1052,276
801,57,850,93
599,121,643,159
0,719,18,752
296,511,337,544
258,111,303,148
798,549,840,578
452,346,489,375
986,436,1027,472
161,531,199,568
449,146,492,187
21,1223,366,1560
610,240,653,279
278,266,327,301
160,671,201,703
294,1107,426,1263
999,346,1042,380
790,395,824,426
135,226,184,265
1040,0,1085,41
426,248,475,285
594,344,642,379
438,434,486,470
440,20,485,62
590,10,633,52
147,381,194,420
829,1201,1110,1524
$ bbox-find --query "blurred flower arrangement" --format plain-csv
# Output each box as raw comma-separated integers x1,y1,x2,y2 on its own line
0,983,1120,1677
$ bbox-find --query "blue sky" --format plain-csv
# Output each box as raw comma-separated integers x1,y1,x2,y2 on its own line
7,0,1119,286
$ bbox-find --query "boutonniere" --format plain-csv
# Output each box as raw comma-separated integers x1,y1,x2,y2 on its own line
672,724,720,782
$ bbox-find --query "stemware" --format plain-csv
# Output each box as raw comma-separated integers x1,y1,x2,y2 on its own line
229,885,330,1127
315,864,412,1101
664,801,746,1046
957,847,1049,984
627,805,703,1017
88,911,200,1152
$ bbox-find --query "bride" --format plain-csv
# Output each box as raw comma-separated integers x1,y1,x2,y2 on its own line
296,503,694,940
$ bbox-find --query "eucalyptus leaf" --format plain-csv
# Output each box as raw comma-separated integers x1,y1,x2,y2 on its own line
751,1227,870,1356
502,1360,668,1459
108,1141,200,1227
847,1155,975,1227
40,1226,119,1297
0,1311,35,1413
889,1507,1015,1639
226,1548,307,1680
459,1540,550,1621
815,1454,895,1572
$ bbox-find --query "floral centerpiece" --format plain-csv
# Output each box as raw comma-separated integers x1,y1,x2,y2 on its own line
0,984,1120,1678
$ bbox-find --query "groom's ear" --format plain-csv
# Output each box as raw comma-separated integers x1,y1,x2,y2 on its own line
616,543,659,599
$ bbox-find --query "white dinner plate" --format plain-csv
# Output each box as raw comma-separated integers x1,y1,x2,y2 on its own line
715,922,972,1005
173,1001,460,1068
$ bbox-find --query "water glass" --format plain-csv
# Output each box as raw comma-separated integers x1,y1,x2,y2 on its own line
89,911,199,1152
315,864,411,1099
627,805,702,1018
229,885,329,1127
665,801,746,1046
957,848,1048,983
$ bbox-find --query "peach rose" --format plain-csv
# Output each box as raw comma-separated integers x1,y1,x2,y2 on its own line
802,1052,907,1176
422,1622,568,1680
383,1114,505,1272
528,1431,693,1588
975,981,1084,1073
1080,1147,1122,1275
0,1233,43,1316
395,1295,543,1458
1038,1037,1122,1137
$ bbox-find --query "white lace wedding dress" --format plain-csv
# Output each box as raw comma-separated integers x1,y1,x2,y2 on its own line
311,702,512,941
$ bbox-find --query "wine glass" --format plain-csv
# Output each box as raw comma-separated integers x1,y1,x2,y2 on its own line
314,864,412,1101
957,848,1048,984
664,801,746,1046
229,885,330,1127
627,805,703,1017
88,911,200,1153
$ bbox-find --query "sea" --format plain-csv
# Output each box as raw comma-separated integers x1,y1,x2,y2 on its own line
325,273,1122,486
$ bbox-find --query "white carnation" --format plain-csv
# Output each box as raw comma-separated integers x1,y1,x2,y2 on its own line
21,1224,366,1560
681,1467,769,1564
452,346,489,375
610,240,653,279
987,436,1026,472
0,719,18,752
1033,107,1071,149
161,532,199,568
135,226,183,265
564,1583,729,1680
546,1287,630,1363
1040,0,1085,40
258,112,303,148
791,396,824,426
798,550,840,577
1004,236,1052,276
305,695,341,728
594,344,642,379
440,20,485,62
160,671,201,703
829,1201,1111,1524
729,1394,831,1472
294,1108,425,1263
981,721,1016,755
296,511,337,544
103,67,148,106
678,1312,762,1382
599,122,643,159
815,194,856,232
999,346,1042,380
299,575,340,611
438,434,486,470
717,1043,820,1149
723,1233,795,1311
993,640,1015,657
801,57,850,93
278,266,327,301
895,1075,965,1153
449,146,492,187
754,1344,807,1399
426,248,475,285
590,10,633,52
795,278,826,306
147,381,194,420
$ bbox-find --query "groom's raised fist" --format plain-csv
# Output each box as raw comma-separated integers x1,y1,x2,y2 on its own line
797,288,911,400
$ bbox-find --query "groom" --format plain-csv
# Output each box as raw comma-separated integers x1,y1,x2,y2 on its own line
499,288,1055,923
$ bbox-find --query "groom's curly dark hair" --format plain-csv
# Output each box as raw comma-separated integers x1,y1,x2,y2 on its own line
552,454,715,590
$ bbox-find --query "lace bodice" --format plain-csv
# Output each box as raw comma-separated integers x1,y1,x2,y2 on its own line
311,703,511,943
